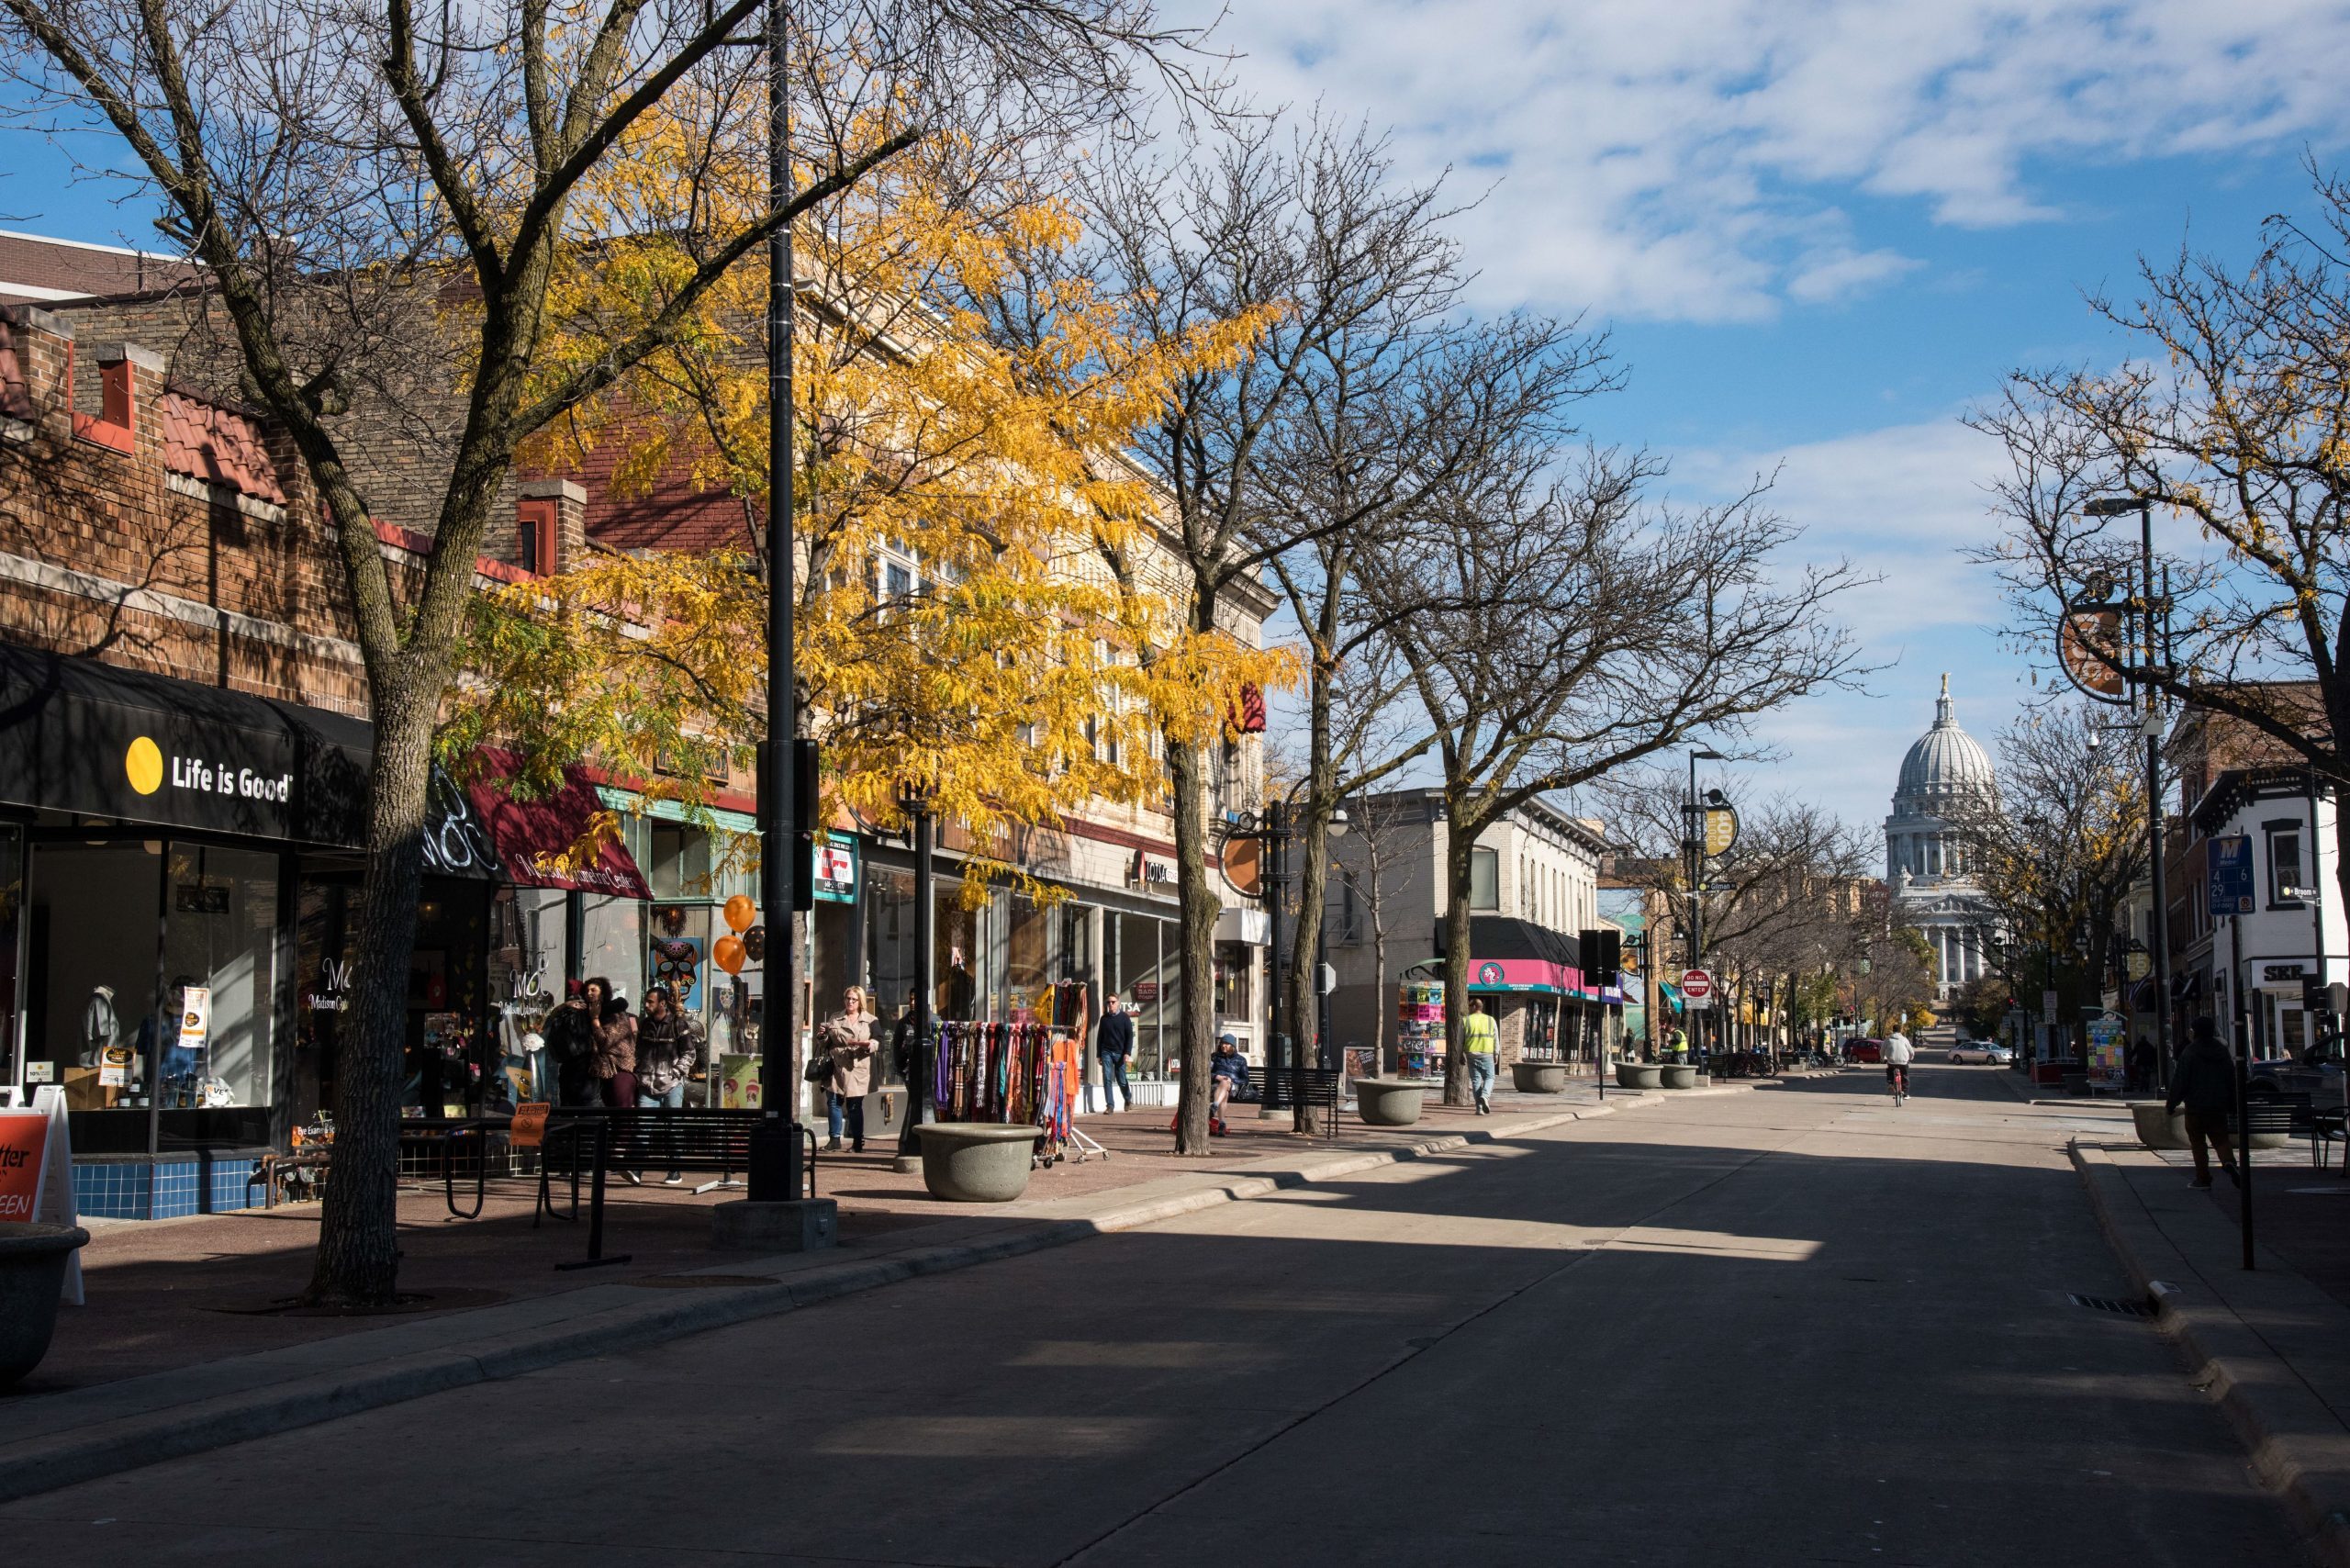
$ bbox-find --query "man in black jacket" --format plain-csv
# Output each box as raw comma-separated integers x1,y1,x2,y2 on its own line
1095,993,1135,1113
2166,1016,2242,1189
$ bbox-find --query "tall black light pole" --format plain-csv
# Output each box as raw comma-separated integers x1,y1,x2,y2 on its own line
2085,497,2174,1092
748,0,801,1204
893,786,934,1169
1686,748,1724,1067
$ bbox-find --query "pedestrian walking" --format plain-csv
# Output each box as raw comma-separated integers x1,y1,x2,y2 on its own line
890,987,923,1110
2166,1016,2242,1189
819,985,877,1152
630,982,703,1184
1096,993,1135,1113
1464,996,1499,1114
588,977,636,1112
543,980,602,1106
2127,1034,2156,1095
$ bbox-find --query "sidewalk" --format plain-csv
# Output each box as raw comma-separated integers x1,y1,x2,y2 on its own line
0,1078,1775,1504
2074,1137,2350,1568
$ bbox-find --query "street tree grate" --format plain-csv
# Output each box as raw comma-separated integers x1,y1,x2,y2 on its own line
2068,1293,2155,1317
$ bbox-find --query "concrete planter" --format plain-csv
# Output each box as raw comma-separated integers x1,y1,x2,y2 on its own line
912,1123,1042,1203
1512,1060,1569,1094
1353,1078,1429,1127
0,1222,88,1388
1615,1062,1662,1091
1659,1064,1700,1091
2127,1102,2187,1150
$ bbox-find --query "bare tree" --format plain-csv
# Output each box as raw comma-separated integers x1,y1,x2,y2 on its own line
1,0,1198,1304
1973,165,2350,918
1261,312,1611,1126
1068,114,1464,1152
1942,703,2152,1054
1371,454,1869,1106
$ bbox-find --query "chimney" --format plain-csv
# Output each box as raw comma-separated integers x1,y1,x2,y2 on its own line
74,342,164,454
517,477,588,576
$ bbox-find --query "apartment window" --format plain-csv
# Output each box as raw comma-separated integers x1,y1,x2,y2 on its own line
1470,846,1500,912
1337,873,1364,945
2267,821,2306,908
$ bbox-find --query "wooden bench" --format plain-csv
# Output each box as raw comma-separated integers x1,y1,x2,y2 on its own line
1259,1065,1344,1138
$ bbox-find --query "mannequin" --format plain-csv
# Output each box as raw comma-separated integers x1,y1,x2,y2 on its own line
80,984,118,1068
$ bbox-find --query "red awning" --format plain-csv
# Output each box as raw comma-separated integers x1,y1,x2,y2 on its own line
464,748,650,899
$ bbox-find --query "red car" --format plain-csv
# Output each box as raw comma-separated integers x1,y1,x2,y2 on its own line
1847,1038,1884,1064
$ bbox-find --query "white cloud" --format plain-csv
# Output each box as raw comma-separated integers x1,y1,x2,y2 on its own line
1175,0,2350,320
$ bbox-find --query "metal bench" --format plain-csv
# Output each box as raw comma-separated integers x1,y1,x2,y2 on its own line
541,1105,816,1201
1259,1065,1344,1138
2244,1090,2321,1167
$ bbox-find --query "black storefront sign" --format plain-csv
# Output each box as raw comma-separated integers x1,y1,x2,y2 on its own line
0,644,495,873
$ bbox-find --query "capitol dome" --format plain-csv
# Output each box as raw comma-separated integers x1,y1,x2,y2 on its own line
1895,675,1993,803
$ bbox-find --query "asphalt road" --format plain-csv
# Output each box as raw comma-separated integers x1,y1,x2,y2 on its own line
0,1066,2303,1566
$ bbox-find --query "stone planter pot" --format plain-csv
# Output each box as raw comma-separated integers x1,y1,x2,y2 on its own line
1512,1060,1568,1094
1615,1062,1662,1091
1353,1078,1429,1127
912,1124,1042,1203
1659,1064,1700,1091
2127,1101,2187,1150
0,1222,89,1388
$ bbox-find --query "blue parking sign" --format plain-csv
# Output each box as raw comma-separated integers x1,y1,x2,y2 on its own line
2209,834,2255,916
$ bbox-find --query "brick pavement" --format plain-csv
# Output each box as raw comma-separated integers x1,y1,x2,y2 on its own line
30,1087,1597,1396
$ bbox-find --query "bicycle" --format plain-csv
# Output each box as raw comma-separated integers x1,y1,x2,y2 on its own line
1886,1064,1910,1105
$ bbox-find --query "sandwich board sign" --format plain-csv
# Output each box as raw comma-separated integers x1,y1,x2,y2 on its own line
0,1086,83,1304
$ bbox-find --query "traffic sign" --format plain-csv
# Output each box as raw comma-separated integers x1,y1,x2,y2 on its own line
2209,834,2255,917
1681,969,1714,1010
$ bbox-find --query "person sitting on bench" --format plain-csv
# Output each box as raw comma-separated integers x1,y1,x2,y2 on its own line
1209,1034,1248,1136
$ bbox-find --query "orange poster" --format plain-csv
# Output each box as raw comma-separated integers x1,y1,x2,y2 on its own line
509,1102,551,1151
0,1111,50,1223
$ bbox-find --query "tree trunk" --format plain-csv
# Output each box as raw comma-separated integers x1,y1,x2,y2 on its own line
1286,801,1331,1134
1169,733,1219,1153
1440,832,1474,1108
302,669,435,1305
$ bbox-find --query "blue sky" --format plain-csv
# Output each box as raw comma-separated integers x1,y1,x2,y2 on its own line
8,1,2350,842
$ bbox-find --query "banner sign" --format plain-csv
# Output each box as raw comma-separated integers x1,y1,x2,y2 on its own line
2210,834,2255,916
1,1089,83,1302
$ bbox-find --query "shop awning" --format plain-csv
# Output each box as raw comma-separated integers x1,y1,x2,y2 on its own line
0,640,369,844
464,749,650,898
1464,916,1583,994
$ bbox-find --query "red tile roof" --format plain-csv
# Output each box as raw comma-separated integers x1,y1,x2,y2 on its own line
156,390,287,504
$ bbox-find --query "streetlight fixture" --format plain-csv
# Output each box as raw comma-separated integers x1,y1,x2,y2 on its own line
1685,748,1726,1070
2077,494,2175,1091
891,781,935,1171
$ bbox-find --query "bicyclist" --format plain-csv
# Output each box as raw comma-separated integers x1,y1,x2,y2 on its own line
1884,1028,1915,1101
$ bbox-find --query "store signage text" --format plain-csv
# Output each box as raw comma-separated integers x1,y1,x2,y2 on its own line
128,735,291,804
1130,850,1176,889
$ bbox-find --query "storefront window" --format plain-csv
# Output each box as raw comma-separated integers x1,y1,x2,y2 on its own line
1113,912,1174,1077
1002,892,1051,1016
580,892,644,1002
161,842,280,1109
1214,941,1254,1045
26,840,162,1108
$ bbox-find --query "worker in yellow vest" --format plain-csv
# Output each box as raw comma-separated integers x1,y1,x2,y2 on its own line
1463,997,1499,1114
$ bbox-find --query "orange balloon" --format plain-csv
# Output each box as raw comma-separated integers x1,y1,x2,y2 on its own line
723,894,756,934
713,935,746,975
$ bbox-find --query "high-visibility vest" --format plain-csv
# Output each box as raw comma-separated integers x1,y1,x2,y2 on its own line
1464,1013,1498,1055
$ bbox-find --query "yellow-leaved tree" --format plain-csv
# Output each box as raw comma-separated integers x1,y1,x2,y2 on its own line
452,123,1289,893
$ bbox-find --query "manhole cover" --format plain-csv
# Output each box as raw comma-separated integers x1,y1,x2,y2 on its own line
624,1274,781,1289
2068,1293,2154,1317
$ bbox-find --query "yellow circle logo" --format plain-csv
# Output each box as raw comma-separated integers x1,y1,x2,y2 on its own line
126,736,163,795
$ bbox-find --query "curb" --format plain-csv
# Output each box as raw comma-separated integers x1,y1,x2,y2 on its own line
2070,1140,2350,1568
0,1092,1738,1504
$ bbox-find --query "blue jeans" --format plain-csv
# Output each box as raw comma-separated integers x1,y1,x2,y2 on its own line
633,1081,685,1171
1467,1052,1496,1106
1099,1054,1130,1111
828,1091,866,1146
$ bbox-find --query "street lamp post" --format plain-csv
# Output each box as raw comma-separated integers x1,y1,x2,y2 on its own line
1685,748,1725,1070
2084,497,2174,1091
1220,801,1348,1130
748,0,803,1203
892,785,934,1170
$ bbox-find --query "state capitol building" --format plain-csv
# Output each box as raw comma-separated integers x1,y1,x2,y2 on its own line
1885,676,1998,999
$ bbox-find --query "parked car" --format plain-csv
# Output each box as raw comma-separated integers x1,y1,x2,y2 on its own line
1947,1040,2013,1065
2249,1052,2345,1111
1847,1038,1884,1064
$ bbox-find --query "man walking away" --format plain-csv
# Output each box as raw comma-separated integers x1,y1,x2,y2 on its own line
1464,997,1499,1114
2167,1016,2242,1189
1096,993,1134,1113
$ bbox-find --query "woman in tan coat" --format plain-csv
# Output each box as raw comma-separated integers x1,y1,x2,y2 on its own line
818,985,877,1152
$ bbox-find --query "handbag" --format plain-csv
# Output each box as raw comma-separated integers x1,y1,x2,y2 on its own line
803,1050,834,1085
